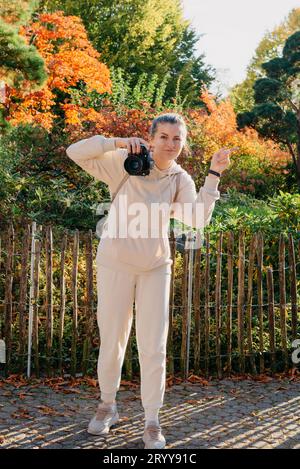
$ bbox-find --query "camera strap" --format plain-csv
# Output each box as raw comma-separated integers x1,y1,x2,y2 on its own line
173,173,182,203
111,173,130,203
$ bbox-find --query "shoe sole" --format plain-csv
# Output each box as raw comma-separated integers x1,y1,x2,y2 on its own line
87,412,119,435
142,436,166,449
143,443,166,449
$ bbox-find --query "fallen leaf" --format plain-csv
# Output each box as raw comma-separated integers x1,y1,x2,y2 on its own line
36,405,63,416
85,378,97,388
188,374,210,386
185,399,200,405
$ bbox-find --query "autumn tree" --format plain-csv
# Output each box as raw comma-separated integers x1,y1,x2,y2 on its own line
181,88,291,197
237,31,300,191
0,0,47,127
37,0,215,108
4,11,112,130
230,8,300,113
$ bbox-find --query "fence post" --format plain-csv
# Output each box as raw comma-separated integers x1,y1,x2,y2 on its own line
237,230,245,373
180,243,188,377
27,221,36,378
58,231,67,376
167,230,176,375
279,234,288,371
19,224,30,374
4,223,14,376
246,233,257,375
226,231,234,375
185,231,195,380
288,233,298,341
82,230,94,376
32,226,42,378
256,231,265,373
215,232,223,379
45,225,53,377
267,267,276,374
204,232,210,378
193,233,202,376
71,229,79,377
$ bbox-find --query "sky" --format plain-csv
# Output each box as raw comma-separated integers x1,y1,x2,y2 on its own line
182,0,300,97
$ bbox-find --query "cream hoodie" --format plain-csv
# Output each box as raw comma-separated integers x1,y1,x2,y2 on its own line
66,135,220,273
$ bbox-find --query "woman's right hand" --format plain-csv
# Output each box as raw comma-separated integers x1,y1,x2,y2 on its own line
115,137,150,154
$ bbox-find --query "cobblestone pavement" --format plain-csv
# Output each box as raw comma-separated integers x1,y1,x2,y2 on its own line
0,377,300,449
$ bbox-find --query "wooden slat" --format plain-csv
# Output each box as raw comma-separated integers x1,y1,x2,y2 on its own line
215,232,222,379
45,225,53,377
226,231,234,375
266,267,276,374
82,230,94,376
71,229,79,377
167,230,176,375
256,232,264,373
193,236,202,375
18,224,30,373
237,230,245,373
204,232,210,378
58,231,67,375
279,234,288,371
32,228,42,378
123,319,133,381
4,223,14,375
288,233,298,341
245,234,257,374
180,246,189,377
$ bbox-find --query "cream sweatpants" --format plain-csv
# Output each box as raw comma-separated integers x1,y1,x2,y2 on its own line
96,262,171,411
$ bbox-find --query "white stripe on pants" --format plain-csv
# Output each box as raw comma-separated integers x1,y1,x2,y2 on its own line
96,262,171,410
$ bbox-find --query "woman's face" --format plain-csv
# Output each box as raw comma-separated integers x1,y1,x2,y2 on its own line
149,123,186,162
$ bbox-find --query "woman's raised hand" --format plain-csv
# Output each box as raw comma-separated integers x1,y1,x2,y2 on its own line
115,137,150,154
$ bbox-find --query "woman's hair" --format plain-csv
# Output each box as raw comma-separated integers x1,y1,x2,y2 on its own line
149,113,191,158
149,113,187,139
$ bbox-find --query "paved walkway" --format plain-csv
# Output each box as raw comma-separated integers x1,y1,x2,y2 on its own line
0,375,300,449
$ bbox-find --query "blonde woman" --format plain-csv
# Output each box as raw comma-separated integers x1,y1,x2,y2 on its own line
66,113,232,449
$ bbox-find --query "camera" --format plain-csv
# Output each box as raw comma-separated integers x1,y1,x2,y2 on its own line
124,143,155,176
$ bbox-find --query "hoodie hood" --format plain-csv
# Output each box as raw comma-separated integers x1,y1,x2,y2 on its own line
148,159,185,179
144,159,185,208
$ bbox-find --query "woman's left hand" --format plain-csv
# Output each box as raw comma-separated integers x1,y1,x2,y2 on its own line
209,146,239,175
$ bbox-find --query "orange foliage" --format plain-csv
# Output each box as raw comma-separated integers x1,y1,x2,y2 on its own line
6,11,112,130
184,88,290,192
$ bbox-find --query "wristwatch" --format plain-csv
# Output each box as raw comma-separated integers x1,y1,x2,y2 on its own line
208,169,221,177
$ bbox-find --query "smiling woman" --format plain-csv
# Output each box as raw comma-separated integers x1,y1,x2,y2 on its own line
65,111,222,449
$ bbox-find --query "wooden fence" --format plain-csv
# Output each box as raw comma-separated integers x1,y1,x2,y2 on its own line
0,222,299,380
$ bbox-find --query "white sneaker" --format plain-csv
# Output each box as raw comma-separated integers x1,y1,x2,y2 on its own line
142,422,166,449
87,402,119,435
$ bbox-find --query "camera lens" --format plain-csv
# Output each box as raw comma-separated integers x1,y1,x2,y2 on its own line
131,160,140,170
124,156,143,175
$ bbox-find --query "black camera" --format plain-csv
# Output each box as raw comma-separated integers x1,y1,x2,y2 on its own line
124,143,155,176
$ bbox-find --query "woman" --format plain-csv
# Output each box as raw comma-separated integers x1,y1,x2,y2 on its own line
66,113,232,449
